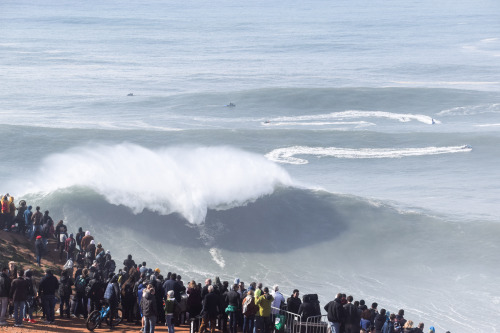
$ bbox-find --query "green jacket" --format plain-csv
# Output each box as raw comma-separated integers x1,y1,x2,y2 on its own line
256,293,274,317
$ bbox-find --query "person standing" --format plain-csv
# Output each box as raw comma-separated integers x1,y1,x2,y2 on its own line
225,284,241,333
324,293,345,333
104,274,121,329
10,270,28,327
286,289,301,314
23,270,36,323
255,287,274,333
58,271,73,318
164,290,178,333
30,206,43,240
242,289,258,333
0,267,11,326
199,285,219,333
35,235,45,266
140,284,158,333
39,269,59,324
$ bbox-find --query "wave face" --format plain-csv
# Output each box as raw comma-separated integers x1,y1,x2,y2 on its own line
23,185,500,333
15,144,292,224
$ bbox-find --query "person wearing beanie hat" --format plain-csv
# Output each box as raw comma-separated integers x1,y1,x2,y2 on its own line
34,235,45,266
429,327,435,333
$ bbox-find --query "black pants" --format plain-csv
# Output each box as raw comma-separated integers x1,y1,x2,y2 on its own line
60,296,70,317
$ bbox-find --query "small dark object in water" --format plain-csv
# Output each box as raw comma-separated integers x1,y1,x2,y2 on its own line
127,93,134,96
226,102,235,107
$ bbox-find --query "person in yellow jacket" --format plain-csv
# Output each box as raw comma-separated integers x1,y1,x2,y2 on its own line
1,195,11,230
255,287,274,333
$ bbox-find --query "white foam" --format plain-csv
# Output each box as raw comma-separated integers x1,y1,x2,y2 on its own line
270,110,438,125
266,145,472,165
209,248,226,269
15,144,293,224
262,121,375,128
438,103,500,116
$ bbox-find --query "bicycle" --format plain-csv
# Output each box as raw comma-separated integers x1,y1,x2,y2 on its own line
86,302,123,331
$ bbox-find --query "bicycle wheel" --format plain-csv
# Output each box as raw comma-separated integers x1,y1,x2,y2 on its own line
106,308,123,326
86,310,101,331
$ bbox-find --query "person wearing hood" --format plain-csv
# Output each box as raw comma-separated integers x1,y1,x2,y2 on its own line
104,252,116,278
23,270,36,323
80,231,94,252
255,287,274,333
164,290,178,333
35,235,45,266
381,313,396,333
324,293,345,333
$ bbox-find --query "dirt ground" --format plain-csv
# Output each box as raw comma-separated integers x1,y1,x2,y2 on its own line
0,316,191,333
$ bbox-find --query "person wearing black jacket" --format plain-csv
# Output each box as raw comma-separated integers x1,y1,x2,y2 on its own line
374,309,387,333
199,285,219,333
324,293,345,333
10,269,29,327
140,285,158,333
298,294,321,321
58,271,73,318
286,289,301,314
0,267,11,326
343,296,360,333
123,254,136,272
75,227,85,251
226,284,241,333
39,269,59,324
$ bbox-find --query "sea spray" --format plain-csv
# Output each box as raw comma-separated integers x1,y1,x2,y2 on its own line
15,143,293,224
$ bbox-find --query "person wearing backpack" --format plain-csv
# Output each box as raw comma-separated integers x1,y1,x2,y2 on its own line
58,270,73,318
74,268,89,319
242,289,258,333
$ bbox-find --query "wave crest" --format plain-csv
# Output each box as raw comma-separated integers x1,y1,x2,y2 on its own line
17,144,293,224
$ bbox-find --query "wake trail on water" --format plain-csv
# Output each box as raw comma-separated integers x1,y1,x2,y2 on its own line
266,145,472,165
11,143,293,225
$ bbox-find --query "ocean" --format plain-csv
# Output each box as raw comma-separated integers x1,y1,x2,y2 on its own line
1,0,500,331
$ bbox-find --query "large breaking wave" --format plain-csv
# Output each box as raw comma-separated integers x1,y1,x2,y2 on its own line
14,143,292,224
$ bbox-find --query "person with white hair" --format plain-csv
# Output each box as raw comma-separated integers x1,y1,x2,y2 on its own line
271,285,285,315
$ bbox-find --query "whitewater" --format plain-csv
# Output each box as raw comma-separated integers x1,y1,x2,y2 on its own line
1,0,500,332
